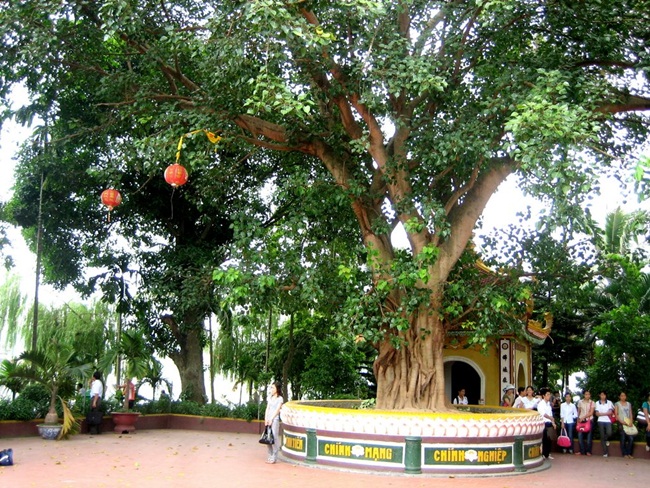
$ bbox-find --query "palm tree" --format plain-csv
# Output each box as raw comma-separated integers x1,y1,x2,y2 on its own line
592,208,650,313
600,207,649,256
0,359,26,400
138,358,171,401
582,208,650,406
10,341,90,437
99,328,153,410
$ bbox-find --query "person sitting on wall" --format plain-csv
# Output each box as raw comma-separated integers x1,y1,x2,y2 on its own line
512,386,526,408
516,386,539,410
502,384,515,407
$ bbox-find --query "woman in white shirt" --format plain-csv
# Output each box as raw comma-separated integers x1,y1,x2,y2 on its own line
560,392,578,454
516,385,539,410
594,390,614,457
538,389,556,460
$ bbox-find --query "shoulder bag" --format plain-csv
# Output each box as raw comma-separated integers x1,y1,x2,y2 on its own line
622,420,638,436
623,424,638,436
606,401,617,423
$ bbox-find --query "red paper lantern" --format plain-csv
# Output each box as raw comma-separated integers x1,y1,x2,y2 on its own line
101,188,122,223
101,189,122,210
164,163,189,187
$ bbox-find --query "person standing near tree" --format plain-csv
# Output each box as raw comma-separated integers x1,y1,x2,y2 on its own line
453,388,468,405
576,390,595,456
90,371,103,410
118,377,136,409
615,391,635,458
264,381,284,464
560,392,577,454
538,389,556,460
552,390,562,418
595,390,614,457
88,371,104,435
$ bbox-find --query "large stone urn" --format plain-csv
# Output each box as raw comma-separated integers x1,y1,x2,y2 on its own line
280,400,546,475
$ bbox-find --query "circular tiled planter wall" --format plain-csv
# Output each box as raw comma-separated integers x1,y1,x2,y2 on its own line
280,400,546,475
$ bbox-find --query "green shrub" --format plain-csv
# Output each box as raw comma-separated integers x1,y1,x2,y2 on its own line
137,399,172,415
171,400,203,416
17,384,50,418
0,400,9,420
359,398,376,409
202,403,231,418
230,401,262,422
330,393,359,400
1,393,263,422
0,395,45,420
19,384,50,403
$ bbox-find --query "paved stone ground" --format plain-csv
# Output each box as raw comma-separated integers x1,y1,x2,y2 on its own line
1,430,649,488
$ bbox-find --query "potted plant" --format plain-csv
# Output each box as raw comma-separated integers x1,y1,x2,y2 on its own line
102,330,151,433
10,343,90,439
111,375,140,433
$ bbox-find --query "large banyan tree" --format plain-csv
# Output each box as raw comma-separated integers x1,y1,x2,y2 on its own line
1,1,649,409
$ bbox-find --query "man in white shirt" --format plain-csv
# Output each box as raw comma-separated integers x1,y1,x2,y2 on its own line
88,371,104,435
90,371,103,409
452,388,469,405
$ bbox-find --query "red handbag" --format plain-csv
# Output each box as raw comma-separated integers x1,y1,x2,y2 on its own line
557,427,572,448
576,419,591,433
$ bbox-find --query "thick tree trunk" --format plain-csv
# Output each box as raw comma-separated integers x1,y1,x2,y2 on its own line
45,387,59,424
163,322,207,403
373,310,448,411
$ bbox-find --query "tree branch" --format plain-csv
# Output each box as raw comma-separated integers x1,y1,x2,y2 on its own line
443,160,482,216
597,94,650,114
439,158,515,275
299,8,364,140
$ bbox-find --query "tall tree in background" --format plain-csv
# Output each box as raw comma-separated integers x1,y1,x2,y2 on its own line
2,118,249,401
584,256,650,406
481,220,600,391
213,165,367,401
582,208,650,406
600,207,649,259
1,1,649,410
